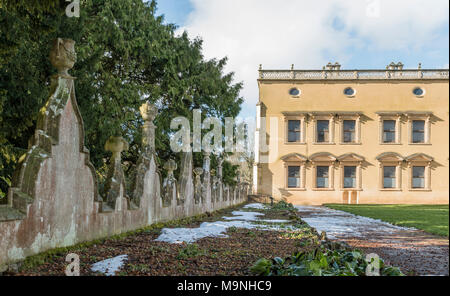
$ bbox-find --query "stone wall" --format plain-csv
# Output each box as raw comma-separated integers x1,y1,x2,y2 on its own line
0,39,249,270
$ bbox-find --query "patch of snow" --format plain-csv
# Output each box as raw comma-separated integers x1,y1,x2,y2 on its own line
155,220,254,244
222,211,264,221
155,220,295,244
91,255,128,276
155,210,296,244
243,203,268,210
260,219,290,223
294,206,414,239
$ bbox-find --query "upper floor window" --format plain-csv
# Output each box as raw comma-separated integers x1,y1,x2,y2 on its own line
343,120,356,143
288,120,301,143
317,120,330,143
383,120,396,143
412,120,425,143
344,87,356,97
413,87,425,97
289,88,301,97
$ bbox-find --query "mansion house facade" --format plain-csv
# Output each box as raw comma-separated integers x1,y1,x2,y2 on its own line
253,63,449,205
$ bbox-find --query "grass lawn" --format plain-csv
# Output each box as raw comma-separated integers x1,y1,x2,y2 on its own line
325,204,449,237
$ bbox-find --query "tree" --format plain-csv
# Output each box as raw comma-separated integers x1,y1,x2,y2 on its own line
0,0,243,199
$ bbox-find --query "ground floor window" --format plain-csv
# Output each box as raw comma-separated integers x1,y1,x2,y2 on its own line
344,166,357,188
412,166,425,189
383,166,396,188
316,166,329,188
288,166,300,188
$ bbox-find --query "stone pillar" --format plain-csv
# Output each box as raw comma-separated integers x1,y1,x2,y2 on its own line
140,101,158,154
202,151,212,206
162,159,177,207
193,168,204,204
130,101,158,207
104,136,129,210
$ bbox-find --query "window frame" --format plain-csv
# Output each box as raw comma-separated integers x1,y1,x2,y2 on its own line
310,153,336,191
284,114,307,145
338,153,364,191
310,113,335,145
282,153,307,191
338,114,362,145
287,166,301,189
405,153,433,191
405,113,432,145
377,113,402,145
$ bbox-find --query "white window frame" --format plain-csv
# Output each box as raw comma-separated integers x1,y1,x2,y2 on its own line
284,115,306,145
284,163,306,190
378,162,402,191
337,114,362,145
310,113,335,145
338,159,363,191
405,113,432,145
405,154,433,191
377,113,402,145
310,153,336,191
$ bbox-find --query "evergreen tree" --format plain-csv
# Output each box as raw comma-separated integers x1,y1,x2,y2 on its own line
0,0,243,199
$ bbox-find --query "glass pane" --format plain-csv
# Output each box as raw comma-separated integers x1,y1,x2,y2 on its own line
383,120,396,143
383,166,396,178
412,178,424,188
317,166,329,177
317,166,329,188
317,177,329,188
288,177,300,188
344,177,356,188
413,166,425,178
288,166,300,188
317,120,329,142
412,120,425,143
343,120,356,142
288,120,301,142
412,132,424,143
383,120,396,131
344,166,356,177
288,166,300,177
384,178,395,188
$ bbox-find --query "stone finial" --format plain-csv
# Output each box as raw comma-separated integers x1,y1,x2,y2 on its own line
105,136,129,160
418,63,422,70
193,167,204,177
164,159,177,174
259,64,262,71
291,64,294,70
140,101,158,122
50,38,76,76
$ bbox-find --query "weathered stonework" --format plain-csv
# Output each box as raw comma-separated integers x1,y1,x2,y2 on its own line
0,39,248,269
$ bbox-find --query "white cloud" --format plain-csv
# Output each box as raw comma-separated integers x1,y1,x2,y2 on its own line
178,0,449,116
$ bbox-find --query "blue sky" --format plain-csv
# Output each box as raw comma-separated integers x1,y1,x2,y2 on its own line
156,0,193,27
156,0,449,120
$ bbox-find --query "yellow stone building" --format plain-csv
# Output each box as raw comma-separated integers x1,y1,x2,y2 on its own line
253,63,449,205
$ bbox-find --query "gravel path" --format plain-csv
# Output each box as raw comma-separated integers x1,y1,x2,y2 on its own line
295,206,449,276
